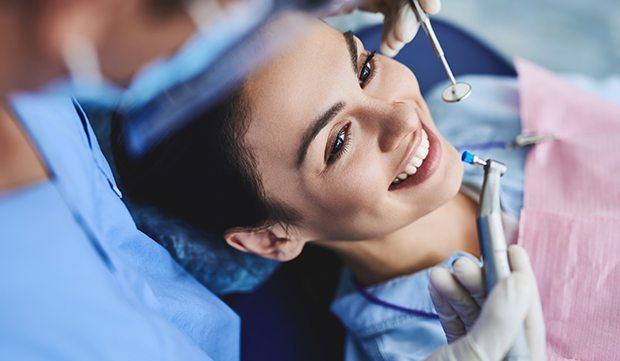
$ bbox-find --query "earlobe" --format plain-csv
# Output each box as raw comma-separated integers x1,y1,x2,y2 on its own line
224,227,304,262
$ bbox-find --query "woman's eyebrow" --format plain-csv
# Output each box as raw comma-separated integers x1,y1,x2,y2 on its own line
295,32,356,168
343,31,359,75
296,102,346,168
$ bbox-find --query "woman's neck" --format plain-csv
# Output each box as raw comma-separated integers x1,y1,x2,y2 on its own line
322,191,480,286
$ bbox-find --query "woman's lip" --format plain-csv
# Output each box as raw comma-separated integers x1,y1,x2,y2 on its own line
388,123,442,191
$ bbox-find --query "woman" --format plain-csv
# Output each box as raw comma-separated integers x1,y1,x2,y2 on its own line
112,19,540,360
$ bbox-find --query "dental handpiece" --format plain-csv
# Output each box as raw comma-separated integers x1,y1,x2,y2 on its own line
408,0,472,103
462,151,530,361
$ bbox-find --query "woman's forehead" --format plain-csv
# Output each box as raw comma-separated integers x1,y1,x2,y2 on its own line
245,21,344,97
243,21,352,161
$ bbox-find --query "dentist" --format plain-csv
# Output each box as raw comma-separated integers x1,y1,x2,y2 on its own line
0,0,544,360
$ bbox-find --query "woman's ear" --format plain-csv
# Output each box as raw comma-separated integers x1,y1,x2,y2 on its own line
224,226,305,262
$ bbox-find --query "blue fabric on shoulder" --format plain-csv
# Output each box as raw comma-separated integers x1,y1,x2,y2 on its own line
331,253,480,361
1,92,239,360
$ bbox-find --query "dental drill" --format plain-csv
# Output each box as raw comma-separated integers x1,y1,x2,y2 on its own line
408,0,472,103
461,151,530,361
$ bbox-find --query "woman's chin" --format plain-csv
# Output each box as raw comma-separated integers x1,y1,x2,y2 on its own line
409,141,463,217
440,143,465,199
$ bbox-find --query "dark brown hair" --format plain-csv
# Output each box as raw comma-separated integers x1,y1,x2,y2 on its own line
111,90,300,236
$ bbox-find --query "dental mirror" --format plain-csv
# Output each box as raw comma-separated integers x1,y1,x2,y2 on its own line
442,82,472,103
409,0,472,103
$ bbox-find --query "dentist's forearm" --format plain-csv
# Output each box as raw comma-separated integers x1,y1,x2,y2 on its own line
0,104,48,195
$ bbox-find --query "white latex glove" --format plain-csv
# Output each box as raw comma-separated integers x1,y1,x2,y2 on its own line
426,245,547,361
360,0,441,57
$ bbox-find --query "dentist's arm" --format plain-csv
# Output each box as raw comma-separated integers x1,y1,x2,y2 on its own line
426,245,547,361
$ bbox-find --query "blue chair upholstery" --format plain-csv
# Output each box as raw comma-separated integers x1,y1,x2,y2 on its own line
224,19,515,361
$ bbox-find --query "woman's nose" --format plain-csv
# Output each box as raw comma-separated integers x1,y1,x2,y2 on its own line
376,101,421,153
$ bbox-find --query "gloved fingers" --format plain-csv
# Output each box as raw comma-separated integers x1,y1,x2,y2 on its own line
380,4,418,57
379,7,393,54
419,0,441,15
524,287,547,360
425,334,489,361
427,249,545,361
370,0,441,57
508,245,547,360
468,270,535,361
452,257,486,307
429,267,481,330
380,8,404,57
507,245,534,275
429,280,466,343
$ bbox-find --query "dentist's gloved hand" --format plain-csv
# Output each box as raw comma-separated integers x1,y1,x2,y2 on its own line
332,0,441,57
329,0,440,57
360,0,440,57
426,245,547,361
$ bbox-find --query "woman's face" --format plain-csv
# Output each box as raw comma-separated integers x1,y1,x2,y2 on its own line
243,20,463,242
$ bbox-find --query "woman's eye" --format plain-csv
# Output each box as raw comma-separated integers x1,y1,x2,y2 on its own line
327,124,351,164
358,51,376,87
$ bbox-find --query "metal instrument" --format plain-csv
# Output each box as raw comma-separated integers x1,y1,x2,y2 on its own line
409,0,472,103
461,151,531,361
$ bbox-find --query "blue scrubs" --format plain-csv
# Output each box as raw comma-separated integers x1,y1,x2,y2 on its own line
0,92,239,360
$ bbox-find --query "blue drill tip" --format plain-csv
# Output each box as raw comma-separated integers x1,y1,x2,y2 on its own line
461,150,475,164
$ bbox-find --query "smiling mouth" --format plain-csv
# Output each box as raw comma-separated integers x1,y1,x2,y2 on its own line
388,123,442,191
390,129,429,186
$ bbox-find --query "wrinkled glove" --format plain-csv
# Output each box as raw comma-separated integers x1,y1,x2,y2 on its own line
426,245,546,361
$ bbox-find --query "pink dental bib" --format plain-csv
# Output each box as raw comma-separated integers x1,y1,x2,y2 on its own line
516,60,620,360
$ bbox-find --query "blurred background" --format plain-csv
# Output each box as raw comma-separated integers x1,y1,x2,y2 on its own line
329,0,620,78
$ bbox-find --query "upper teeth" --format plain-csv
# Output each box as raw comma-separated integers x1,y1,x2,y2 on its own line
392,129,430,185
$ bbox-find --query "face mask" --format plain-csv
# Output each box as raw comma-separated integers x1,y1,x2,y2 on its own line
119,0,289,157
44,0,272,110
120,1,332,157
48,0,333,156
118,0,273,113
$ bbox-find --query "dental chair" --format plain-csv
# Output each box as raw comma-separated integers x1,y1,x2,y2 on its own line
223,19,515,361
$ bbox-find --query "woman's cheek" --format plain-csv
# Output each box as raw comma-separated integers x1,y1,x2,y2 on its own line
325,164,381,213
376,56,422,98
